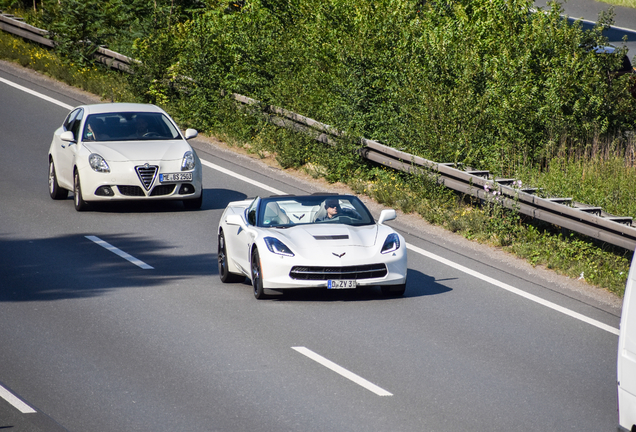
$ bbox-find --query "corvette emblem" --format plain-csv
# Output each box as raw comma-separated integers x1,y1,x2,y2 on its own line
332,252,346,258
293,214,305,220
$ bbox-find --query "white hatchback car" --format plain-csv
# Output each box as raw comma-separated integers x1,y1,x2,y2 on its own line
218,194,408,299
48,103,203,211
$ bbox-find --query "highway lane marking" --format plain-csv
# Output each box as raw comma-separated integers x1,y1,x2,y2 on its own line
292,347,393,396
0,77,74,110
85,236,154,269
2,75,618,335
200,159,286,195
406,243,620,336
0,383,36,414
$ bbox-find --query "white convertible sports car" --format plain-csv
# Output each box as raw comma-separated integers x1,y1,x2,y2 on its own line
217,194,408,299
48,103,203,211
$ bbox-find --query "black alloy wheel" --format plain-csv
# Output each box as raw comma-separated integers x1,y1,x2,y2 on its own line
251,248,266,299
218,231,244,283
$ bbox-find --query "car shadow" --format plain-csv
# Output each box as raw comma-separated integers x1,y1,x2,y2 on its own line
0,233,219,302
256,268,452,302
65,188,247,213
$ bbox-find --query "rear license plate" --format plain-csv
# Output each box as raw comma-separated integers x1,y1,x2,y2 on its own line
328,280,357,289
159,172,192,182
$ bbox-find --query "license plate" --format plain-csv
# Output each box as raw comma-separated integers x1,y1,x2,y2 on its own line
328,280,357,289
159,172,192,182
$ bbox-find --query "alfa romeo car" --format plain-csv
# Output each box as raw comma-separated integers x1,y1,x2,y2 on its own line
48,103,203,211
217,194,408,299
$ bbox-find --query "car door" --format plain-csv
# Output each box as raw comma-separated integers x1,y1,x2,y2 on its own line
54,108,84,188
227,199,259,276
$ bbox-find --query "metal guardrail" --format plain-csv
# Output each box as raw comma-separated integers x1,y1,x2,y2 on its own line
0,12,134,72
233,94,636,251
2,11,636,250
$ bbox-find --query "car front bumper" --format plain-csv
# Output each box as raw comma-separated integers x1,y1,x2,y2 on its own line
257,245,407,289
77,160,202,202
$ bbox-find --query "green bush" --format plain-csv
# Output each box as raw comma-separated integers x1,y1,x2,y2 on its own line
172,0,635,175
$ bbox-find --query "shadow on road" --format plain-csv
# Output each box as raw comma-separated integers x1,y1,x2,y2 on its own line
0,232,220,302
55,188,247,213
260,268,452,302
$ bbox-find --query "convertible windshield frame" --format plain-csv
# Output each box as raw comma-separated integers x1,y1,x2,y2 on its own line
82,112,182,142
256,195,375,228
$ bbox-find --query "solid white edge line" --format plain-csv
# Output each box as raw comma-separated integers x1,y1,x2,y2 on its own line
85,236,154,269
292,347,393,396
200,159,286,195
406,243,620,335
0,75,615,335
0,384,36,414
0,77,74,110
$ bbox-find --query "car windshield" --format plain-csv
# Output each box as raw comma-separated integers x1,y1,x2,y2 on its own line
256,195,374,228
82,112,181,142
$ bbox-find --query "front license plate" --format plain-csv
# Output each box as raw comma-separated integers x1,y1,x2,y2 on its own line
328,280,357,289
159,172,193,182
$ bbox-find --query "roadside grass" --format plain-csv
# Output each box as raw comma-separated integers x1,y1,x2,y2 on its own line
0,31,135,102
0,31,631,296
598,0,636,8
519,152,636,219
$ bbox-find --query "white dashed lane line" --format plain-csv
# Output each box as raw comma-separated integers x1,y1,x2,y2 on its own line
0,383,36,414
85,236,154,270
292,347,393,396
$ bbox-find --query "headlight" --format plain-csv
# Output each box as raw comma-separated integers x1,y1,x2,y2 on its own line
381,233,400,254
181,151,195,171
89,153,110,173
264,237,295,257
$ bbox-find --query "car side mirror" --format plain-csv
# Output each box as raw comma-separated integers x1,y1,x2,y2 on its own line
60,131,76,143
184,129,198,140
225,213,246,228
378,209,397,225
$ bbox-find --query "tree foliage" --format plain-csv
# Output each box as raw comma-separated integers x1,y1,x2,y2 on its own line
173,0,635,175
4,0,634,175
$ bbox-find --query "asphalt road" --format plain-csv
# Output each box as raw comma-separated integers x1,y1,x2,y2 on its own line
535,0,636,58
0,60,625,431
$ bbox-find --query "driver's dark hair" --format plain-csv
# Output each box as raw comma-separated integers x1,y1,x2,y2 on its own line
324,198,339,209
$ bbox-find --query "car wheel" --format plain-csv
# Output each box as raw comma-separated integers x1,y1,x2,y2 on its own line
73,170,88,212
251,248,266,299
218,231,245,283
183,193,203,210
48,159,68,200
381,281,406,297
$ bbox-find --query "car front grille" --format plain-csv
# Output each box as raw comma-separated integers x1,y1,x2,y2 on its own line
136,165,158,190
289,264,387,281
117,185,145,196
150,184,176,196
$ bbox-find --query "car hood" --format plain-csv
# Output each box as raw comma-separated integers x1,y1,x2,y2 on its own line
83,140,191,162
272,224,380,250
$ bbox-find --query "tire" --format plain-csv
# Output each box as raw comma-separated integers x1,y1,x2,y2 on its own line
381,281,406,297
251,248,266,299
183,193,203,210
48,159,68,200
218,231,245,283
73,170,88,211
